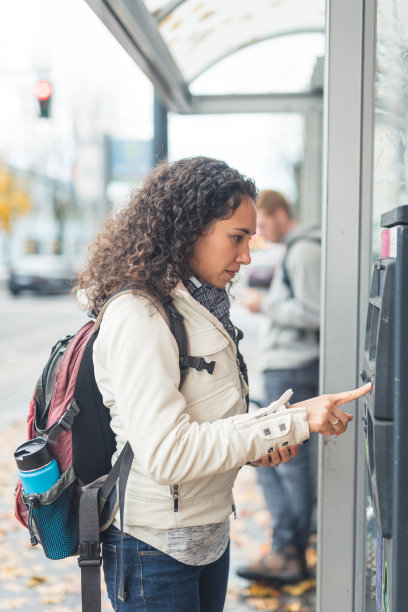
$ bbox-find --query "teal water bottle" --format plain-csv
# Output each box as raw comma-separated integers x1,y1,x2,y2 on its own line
15,438,60,494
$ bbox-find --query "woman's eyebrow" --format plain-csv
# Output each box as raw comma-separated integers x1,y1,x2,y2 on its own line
232,227,250,234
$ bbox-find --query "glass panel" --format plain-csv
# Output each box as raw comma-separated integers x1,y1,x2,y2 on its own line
168,113,304,198
371,0,408,260
366,0,408,609
365,491,378,612
153,0,325,82
144,0,171,16
190,33,325,95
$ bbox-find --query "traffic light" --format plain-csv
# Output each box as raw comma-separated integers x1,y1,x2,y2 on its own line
34,80,52,118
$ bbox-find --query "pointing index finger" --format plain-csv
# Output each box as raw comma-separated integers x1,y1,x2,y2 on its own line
330,382,372,407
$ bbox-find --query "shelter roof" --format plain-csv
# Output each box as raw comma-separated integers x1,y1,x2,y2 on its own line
85,0,325,112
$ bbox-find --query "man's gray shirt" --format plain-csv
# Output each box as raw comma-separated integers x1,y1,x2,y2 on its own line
260,224,321,371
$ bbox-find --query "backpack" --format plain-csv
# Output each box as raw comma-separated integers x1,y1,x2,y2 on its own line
281,227,321,297
14,289,217,612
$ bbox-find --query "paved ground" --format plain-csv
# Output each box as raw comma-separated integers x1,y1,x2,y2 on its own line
0,289,316,611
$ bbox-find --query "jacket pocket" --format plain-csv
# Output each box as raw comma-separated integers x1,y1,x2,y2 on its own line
187,384,241,424
188,327,231,384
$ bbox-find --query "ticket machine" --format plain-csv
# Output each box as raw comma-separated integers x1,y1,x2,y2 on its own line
361,205,408,611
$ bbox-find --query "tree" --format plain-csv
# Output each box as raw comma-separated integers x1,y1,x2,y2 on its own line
0,165,32,265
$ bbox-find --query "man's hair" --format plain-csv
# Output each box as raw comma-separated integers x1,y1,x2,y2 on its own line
256,190,292,219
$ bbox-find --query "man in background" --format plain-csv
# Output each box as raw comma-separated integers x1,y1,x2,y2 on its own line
238,190,321,583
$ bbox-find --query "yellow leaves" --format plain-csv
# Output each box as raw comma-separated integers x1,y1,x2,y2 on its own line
26,575,47,587
0,564,23,580
0,168,12,193
247,597,280,610
284,603,303,611
0,597,30,609
247,583,280,598
0,165,32,233
242,580,315,611
282,579,316,596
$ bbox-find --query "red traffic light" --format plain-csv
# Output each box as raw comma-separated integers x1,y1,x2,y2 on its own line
35,80,52,102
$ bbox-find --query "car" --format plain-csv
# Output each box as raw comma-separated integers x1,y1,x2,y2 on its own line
8,254,75,296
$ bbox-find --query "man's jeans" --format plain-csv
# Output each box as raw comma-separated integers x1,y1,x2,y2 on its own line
101,525,229,611
257,360,319,555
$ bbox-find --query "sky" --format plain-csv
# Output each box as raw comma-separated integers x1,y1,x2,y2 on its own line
0,0,324,199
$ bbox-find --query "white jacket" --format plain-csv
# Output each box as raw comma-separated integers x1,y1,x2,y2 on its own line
93,284,310,530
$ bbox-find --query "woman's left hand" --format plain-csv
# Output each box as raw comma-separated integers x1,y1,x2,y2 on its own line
252,444,299,467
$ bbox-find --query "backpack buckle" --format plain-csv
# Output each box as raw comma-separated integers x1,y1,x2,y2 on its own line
181,356,215,375
57,401,80,431
195,357,215,374
77,541,102,567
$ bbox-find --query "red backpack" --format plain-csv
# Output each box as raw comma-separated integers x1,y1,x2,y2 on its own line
14,290,214,611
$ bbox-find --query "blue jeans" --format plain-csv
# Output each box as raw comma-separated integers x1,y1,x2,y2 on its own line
101,525,230,611
257,360,319,555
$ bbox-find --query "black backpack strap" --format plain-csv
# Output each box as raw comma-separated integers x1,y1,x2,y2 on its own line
160,296,215,388
45,399,80,444
78,441,134,611
77,486,102,612
117,443,134,602
281,229,321,298
235,326,249,411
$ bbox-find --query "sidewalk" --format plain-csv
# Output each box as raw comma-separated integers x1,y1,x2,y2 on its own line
0,414,316,611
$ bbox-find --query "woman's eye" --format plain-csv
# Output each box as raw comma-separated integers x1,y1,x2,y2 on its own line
232,235,243,243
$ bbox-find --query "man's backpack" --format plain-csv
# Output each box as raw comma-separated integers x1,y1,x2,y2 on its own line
281,227,321,298
14,290,216,612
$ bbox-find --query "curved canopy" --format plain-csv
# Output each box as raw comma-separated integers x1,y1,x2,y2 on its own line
85,0,325,112
147,0,325,83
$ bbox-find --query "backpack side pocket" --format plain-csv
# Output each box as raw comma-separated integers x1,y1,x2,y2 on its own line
20,466,79,560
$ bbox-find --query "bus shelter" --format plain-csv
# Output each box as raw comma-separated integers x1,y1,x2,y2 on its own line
85,1,408,610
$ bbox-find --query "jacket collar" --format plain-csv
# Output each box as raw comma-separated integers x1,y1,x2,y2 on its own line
171,281,237,356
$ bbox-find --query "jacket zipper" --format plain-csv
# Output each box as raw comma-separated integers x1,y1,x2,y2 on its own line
172,484,180,512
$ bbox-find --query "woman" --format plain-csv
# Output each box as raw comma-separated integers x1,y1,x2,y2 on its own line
75,157,370,611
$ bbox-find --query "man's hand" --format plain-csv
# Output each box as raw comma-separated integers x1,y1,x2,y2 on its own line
240,288,263,313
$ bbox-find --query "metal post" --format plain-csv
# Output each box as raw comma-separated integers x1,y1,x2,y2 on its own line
153,91,168,165
318,0,371,609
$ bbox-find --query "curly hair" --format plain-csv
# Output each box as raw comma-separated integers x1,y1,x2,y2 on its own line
75,156,257,312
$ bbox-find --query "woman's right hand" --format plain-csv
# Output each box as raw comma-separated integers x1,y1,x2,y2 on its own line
291,382,372,436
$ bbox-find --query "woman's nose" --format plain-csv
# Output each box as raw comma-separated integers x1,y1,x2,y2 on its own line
237,244,251,265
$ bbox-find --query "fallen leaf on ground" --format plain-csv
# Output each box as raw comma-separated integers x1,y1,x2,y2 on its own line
0,598,30,610
284,602,303,611
26,575,47,587
246,597,280,610
282,579,316,596
39,593,66,605
246,584,280,598
0,564,22,580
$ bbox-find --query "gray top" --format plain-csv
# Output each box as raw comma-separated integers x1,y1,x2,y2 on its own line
260,224,321,370
117,519,230,566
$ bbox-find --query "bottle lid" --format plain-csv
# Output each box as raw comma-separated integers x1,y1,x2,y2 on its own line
14,438,53,471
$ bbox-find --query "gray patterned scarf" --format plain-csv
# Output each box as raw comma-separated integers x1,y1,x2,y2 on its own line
185,275,236,343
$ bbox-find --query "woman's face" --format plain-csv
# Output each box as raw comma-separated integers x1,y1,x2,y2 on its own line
189,196,257,289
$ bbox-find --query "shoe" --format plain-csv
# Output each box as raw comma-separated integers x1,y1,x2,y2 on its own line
236,545,308,584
